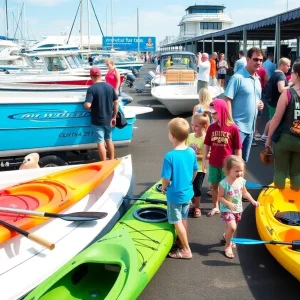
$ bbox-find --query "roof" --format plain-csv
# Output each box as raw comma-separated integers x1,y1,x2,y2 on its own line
163,7,300,47
185,5,225,11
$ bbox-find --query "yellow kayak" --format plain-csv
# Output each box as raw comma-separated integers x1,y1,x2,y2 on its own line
256,180,300,281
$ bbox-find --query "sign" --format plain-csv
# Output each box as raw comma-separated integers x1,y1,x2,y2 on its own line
102,36,156,52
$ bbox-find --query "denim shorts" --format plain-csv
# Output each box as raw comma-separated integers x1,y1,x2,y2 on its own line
92,124,112,143
167,201,191,224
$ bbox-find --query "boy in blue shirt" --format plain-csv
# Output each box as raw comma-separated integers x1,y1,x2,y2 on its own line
161,118,198,259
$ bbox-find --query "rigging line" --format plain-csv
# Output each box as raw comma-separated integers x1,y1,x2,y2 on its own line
133,240,157,251
119,222,159,244
90,0,104,36
67,0,81,45
28,22,35,41
13,2,24,39
136,248,146,270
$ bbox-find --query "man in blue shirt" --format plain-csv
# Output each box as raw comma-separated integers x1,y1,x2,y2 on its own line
233,50,247,73
224,47,264,162
263,53,276,78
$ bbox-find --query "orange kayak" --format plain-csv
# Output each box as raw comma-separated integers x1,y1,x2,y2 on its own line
0,159,120,244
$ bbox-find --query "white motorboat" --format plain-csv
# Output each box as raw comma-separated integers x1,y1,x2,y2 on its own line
0,155,133,300
151,84,224,115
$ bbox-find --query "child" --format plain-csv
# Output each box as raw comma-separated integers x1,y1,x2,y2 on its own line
202,99,242,217
186,113,210,217
161,118,198,259
218,155,260,259
193,87,212,115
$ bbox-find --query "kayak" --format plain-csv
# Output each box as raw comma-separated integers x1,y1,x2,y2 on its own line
0,155,133,300
0,158,120,244
25,181,175,300
256,179,300,281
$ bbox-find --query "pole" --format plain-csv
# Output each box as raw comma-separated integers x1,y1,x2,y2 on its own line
5,0,8,37
286,0,288,11
80,0,83,49
90,0,104,36
67,1,81,44
87,0,91,50
111,0,114,50
137,6,140,57
106,6,108,36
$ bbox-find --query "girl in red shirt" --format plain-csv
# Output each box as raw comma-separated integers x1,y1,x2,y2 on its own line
202,99,242,217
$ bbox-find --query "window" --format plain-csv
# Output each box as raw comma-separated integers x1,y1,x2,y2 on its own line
189,9,220,14
200,22,222,30
45,57,68,72
66,56,79,69
38,44,62,48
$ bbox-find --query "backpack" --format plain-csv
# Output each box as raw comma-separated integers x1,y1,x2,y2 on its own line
263,76,273,103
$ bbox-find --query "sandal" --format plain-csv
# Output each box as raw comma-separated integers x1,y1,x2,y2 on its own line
222,233,236,249
207,208,220,217
207,190,212,196
194,207,201,218
169,248,192,259
224,247,234,259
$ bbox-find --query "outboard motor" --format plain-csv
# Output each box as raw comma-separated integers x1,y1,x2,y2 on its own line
125,73,136,88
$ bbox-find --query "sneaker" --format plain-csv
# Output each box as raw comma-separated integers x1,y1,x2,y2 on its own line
260,135,267,142
254,132,261,138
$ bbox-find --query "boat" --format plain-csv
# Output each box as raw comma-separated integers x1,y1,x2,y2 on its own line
25,180,175,300
151,51,197,87
0,92,137,157
151,84,224,115
256,179,300,281
0,158,120,244
0,155,133,300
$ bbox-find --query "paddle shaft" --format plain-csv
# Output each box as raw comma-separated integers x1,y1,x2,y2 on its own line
0,219,55,250
0,207,108,222
126,197,166,205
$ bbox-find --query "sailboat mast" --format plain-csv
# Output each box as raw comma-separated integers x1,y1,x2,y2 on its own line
87,0,91,50
5,0,9,37
137,6,140,58
111,0,114,50
80,0,83,49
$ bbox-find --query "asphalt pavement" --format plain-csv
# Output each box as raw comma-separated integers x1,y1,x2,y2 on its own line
116,64,299,300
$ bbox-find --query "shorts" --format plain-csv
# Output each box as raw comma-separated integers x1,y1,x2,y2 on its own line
92,124,112,143
167,201,190,224
268,105,276,119
197,80,208,93
208,165,226,184
221,212,242,223
193,172,205,197
217,74,226,80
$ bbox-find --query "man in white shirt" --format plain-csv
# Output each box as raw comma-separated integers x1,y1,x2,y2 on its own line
233,50,247,73
197,52,210,93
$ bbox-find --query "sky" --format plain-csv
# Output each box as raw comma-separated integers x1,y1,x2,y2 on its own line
0,0,299,43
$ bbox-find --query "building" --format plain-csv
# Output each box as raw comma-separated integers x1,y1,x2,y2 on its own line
177,5,233,41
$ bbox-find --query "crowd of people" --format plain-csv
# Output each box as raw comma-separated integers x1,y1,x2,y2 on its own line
161,47,300,260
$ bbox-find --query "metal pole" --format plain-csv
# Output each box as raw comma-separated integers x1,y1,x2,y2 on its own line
243,28,247,54
286,0,288,11
90,0,104,36
137,6,140,57
106,6,108,36
211,36,214,53
275,16,281,64
80,0,83,49
67,1,81,44
203,39,205,52
225,34,228,61
5,0,8,37
111,0,114,50
87,0,91,50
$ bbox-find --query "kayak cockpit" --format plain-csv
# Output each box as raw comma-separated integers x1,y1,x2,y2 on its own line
36,262,122,300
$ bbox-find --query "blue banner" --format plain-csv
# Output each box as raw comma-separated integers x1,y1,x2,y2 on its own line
102,36,156,51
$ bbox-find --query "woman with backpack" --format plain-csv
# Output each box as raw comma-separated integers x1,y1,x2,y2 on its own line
265,60,300,190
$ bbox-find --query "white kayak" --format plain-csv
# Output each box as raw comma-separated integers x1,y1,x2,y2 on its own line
0,155,133,300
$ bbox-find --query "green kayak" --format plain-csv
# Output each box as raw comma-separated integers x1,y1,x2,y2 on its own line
25,181,175,300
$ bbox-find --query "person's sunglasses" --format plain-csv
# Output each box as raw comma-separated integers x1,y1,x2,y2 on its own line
252,58,263,62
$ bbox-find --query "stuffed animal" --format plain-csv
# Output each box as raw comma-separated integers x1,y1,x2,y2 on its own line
19,153,40,170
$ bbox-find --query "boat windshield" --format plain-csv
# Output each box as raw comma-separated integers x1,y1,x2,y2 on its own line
76,55,85,65
160,54,196,72
66,55,80,69
44,56,68,71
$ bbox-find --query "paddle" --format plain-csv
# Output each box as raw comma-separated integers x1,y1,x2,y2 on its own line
0,207,108,222
124,197,166,205
0,219,55,250
245,181,272,189
231,238,300,250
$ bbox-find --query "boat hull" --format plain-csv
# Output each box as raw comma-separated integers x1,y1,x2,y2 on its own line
0,155,133,300
25,181,175,300
256,180,300,281
151,84,224,115
0,98,136,157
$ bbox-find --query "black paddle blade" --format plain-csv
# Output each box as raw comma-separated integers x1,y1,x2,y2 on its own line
50,212,108,222
292,240,300,251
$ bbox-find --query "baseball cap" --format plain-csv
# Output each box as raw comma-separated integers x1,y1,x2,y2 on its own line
90,67,101,76
208,102,216,114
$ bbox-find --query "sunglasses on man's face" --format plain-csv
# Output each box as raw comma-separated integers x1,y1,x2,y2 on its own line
252,58,263,62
